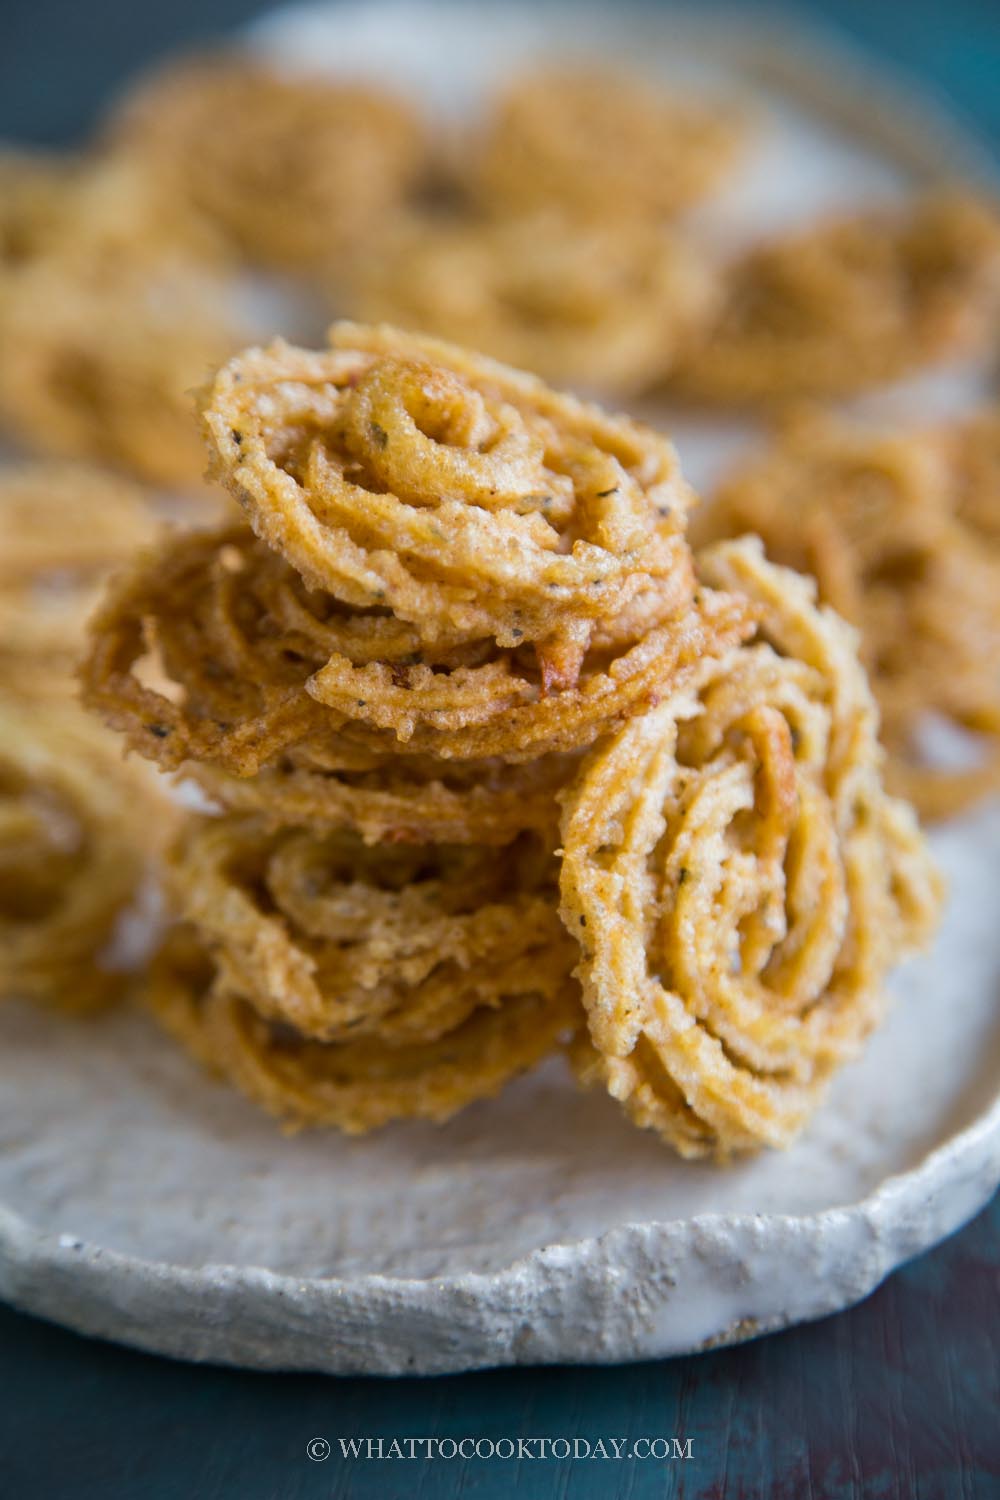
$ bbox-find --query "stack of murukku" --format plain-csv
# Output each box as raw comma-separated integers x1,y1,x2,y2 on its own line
82,320,749,1132
0,41,982,1164
80,322,942,1156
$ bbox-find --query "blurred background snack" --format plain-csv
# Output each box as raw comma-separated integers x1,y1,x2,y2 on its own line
0,460,180,1015
468,65,745,223
0,461,158,674
106,54,431,275
0,697,169,1013
695,410,1000,818
0,260,256,488
349,213,717,395
668,191,1000,405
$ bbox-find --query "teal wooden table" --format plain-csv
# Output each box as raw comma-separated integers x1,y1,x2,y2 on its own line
0,3,998,1496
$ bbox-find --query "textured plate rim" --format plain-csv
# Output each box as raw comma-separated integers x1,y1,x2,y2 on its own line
1,1085,997,1373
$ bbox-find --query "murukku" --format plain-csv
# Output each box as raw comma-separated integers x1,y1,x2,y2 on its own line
144,811,580,1133
108,54,428,273
166,817,574,1042
0,461,158,673
147,924,579,1134
349,213,715,396
0,700,170,1012
190,742,576,847
471,66,743,223
80,525,327,777
0,140,256,490
303,583,750,763
559,537,941,1159
0,147,224,281
0,254,250,489
943,406,1000,549
201,322,697,648
696,412,1000,819
0,150,79,272
80,519,751,775
670,191,1000,405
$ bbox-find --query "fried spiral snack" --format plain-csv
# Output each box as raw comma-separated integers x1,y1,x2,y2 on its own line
148,926,579,1135
191,743,576,847
302,585,749,763
559,538,941,1159
0,147,224,281
350,214,715,396
473,66,743,223
109,55,427,273
145,819,579,1132
80,520,750,777
697,413,1000,819
0,139,240,488
168,817,573,1041
0,701,167,1012
0,254,249,489
81,525,326,776
201,322,697,648
944,406,1000,549
0,150,78,272
85,322,740,780
670,191,1000,405
0,461,158,673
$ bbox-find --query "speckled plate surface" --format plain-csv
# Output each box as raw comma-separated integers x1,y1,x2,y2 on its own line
1,2,998,1374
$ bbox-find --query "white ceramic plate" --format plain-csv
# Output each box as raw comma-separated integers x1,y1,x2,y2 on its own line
1,2,998,1374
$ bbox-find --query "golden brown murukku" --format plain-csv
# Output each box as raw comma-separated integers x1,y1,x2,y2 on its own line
201,322,697,648
559,537,941,1159
147,923,579,1134
350,213,715,396
190,742,575,846
85,320,744,782
80,519,750,775
943,406,1000,549
0,141,251,490
303,584,750,762
0,146,224,280
0,253,250,489
0,461,158,672
697,412,1000,819
80,525,327,776
145,811,580,1134
472,66,743,223
670,191,1000,405
0,141,242,489
0,700,169,1012
109,54,428,273
0,150,79,271
166,816,574,1043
